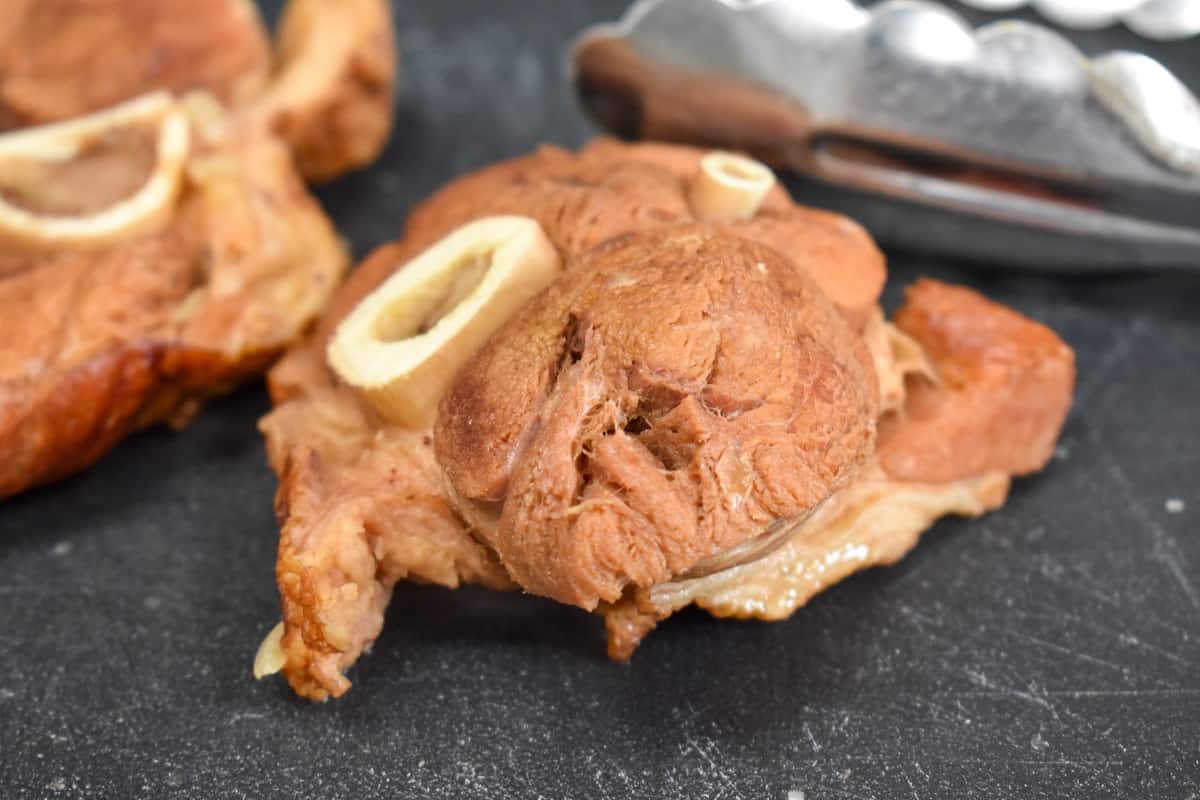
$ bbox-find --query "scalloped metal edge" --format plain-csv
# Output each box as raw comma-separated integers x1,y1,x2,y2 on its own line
959,0,1200,40
586,0,1200,177
1091,51,1200,174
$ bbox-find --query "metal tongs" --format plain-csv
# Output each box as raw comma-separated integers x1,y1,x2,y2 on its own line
570,0,1200,269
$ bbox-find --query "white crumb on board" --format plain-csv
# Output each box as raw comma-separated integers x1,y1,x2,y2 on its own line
787,792,806,800
1165,498,1185,513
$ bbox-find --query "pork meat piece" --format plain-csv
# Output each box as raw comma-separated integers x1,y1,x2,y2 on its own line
0,0,271,129
0,0,396,181
257,140,1074,699
0,97,346,499
605,278,1074,657
435,226,877,609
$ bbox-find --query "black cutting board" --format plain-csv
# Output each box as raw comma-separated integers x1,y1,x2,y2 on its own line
3,2,1198,797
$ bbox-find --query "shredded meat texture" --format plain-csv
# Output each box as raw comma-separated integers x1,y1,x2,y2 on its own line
260,139,1075,699
436,227,877,609
601,281,1075,657
0,0,396,182
0,118,346,499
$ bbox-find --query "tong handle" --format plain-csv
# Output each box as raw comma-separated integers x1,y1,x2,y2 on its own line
573,38,813,162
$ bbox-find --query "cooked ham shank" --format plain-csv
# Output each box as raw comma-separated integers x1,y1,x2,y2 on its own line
0,0,399,498
0,0,271,130
258,140,1074,699
0,0,396,181
0,95,346,499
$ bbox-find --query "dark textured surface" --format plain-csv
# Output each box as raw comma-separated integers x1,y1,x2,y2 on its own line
2,2,1199,798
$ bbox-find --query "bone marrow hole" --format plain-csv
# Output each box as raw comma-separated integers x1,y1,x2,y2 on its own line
370,251,493,342
0,126,157,216
328,216,562,428
688,151,776,222
0,91,190,249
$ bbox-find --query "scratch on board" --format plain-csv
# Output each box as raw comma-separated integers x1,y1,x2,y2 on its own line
802,722,821,753
964,669,1056,714
1033,558,1122,608
1045,688,1200,698
1024,608,1193,668
1075,318,1146,407
1086,420,1200,611
898,763,921,800
1006,629,1132,676
955,757,1119,767
680,703,745,800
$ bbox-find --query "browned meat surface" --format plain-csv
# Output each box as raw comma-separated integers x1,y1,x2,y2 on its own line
0,0,396,181
601,280,1075,657
396,140,886,323
262,388,513,699
259,140,1074,699
436,226,876,609
0,107,346,499
878,278,1076,483
255,0,397,181
0,0,400,497
0,0,270,129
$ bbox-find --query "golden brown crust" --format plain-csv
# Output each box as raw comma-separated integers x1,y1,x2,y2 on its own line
420,141,885,320
0,303,277,499
601,593,664,662
0,0,395,500
267,141,762,410
725,207,885,329
0,0,270,129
